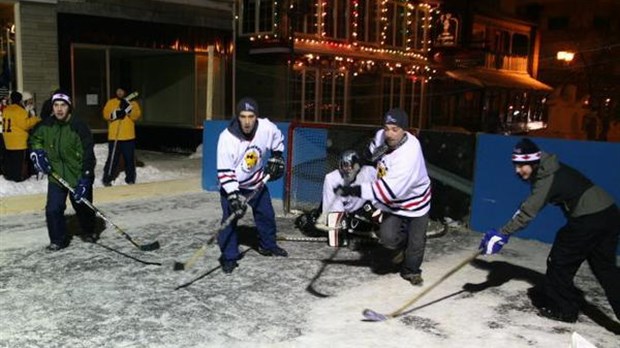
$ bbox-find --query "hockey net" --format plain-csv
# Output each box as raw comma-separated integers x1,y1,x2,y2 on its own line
284,122,378,213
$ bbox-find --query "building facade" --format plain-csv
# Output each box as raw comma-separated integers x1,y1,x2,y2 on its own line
1,0,233,150
235,0,438,128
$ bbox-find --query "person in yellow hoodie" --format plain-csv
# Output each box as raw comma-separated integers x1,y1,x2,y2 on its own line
1,91,40,182
102,87,141,186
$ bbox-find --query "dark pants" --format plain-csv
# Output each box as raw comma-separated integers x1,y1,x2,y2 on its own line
218,186,277,261
544,204,620,320
103,139,136,184
46,182,95,246
2,149,31,182
379,212,429,275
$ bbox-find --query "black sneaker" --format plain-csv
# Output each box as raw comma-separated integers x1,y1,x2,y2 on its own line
257,245,288,257
538,306,577,323
46,243,64,251
219,259,238,274
401,272,424,286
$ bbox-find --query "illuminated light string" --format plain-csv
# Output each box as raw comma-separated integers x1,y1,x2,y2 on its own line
247,0,440,80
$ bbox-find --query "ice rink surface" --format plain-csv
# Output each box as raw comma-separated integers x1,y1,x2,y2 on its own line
1,190,619,348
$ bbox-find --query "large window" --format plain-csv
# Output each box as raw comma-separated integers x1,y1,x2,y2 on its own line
384,1,408,48
382,74,404,112
241,0,274,35
293,0,319,35
293,67,346,123
323,0,349,40
357,0,380,44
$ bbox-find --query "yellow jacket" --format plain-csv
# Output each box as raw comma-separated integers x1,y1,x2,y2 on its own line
102,98,142,140
2,104,41,150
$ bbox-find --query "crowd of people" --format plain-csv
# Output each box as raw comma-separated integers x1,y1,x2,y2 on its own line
1,91,618,325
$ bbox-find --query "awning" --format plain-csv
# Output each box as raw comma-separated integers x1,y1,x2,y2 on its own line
446,68,553,91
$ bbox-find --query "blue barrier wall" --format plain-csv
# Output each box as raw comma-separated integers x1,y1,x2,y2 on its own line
202,120,290,200
471,134,620,253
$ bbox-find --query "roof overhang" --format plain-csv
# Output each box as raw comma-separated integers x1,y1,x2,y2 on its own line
446,68,552,91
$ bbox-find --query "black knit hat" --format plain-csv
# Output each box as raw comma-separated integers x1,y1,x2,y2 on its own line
512,138,541,164
236,97,259,117
384,108,409,129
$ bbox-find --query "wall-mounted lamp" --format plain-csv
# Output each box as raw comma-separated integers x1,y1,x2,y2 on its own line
556,50,575,62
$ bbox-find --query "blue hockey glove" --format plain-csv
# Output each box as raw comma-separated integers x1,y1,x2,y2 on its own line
265,151,285,181
335,185,361,197
479,228,510,255
30,149,51,174
227,192,247,218
72,177,92,203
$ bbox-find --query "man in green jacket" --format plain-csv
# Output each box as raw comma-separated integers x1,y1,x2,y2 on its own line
479,138,619,323
29,91,97,251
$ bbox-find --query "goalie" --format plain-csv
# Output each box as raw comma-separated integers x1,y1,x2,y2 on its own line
295,150,380,245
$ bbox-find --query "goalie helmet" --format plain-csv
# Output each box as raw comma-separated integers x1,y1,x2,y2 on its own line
339,150,360,181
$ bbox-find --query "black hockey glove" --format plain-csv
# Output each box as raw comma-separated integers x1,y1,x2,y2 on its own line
111,108,126,120
119,98,130,111
334,185,361,197
227,191,247,218
265,151,285,181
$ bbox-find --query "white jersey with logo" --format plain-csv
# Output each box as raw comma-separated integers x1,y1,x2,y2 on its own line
217,118,284,194
322,165,377,215
361,130,431,217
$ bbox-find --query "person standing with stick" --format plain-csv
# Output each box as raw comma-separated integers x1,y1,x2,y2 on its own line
28,91,96,250
102,87,141,186
216,97,288,273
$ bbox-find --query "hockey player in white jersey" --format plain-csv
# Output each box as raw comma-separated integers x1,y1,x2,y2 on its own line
335,108,431,286
216,97,288,274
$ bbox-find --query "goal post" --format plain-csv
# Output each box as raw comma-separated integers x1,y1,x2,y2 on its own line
284,122,379,213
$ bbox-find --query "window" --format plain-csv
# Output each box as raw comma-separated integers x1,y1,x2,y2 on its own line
512,33,529,56
294,0,319,35
384,1,408,48
382,74,404,112
414,7,429,51
357,0,380,44
323,0,349,40
241,0,274,35
292,67,346,123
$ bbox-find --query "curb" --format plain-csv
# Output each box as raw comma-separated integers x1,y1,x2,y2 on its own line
0,177,202,217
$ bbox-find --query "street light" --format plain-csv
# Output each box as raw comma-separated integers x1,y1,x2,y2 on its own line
556,50,575,63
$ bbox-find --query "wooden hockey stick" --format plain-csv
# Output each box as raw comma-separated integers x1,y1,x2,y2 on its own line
51,172,160,251
362,250,481,321
172,174,271,271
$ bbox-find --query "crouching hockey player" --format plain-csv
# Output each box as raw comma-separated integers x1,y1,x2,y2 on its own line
295,150,380,247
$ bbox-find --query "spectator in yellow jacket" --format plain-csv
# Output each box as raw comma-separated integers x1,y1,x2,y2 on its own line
101,87,141,186
1,91,40,181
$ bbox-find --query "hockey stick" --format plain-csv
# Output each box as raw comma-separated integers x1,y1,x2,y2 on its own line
172,174,271,271
107,91,139,178
277,235,328,242
50,172,160,251
362,250,481,322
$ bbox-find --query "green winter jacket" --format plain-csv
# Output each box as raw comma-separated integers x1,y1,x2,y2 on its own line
500,152,615,235
29,114,95,187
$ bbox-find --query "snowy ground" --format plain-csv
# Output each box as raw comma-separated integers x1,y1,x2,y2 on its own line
1,146,618,347
0,144,202,197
